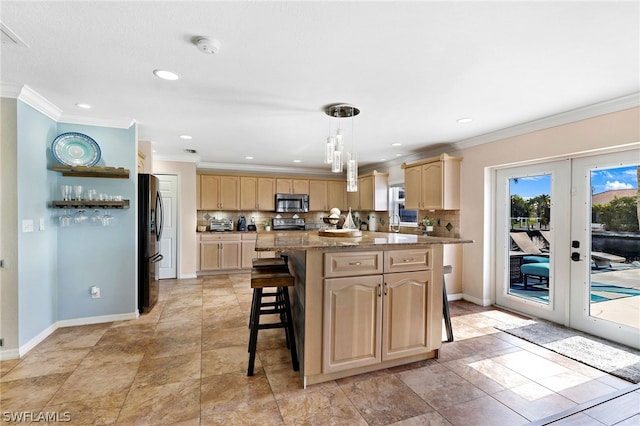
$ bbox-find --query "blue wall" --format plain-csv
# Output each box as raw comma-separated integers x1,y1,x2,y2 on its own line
56,123,137,320
16,99,138,347
17,102,58,345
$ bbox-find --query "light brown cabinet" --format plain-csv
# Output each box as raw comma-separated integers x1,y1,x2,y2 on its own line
276,178,309,194
310,179,346,211
200,234,241,271
321,248,435,374
240,233,276,269
347,171,388,211
199,175,240,210
240,176,275,211
402,154,461,210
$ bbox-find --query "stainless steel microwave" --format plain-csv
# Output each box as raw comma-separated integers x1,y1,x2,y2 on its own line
274,193,309,213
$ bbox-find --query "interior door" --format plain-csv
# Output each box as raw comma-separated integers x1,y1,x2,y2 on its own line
158,174,178,279
495,160,571,323
570,151,639,349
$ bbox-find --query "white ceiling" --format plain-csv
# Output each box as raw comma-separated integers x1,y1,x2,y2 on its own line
1,1,638,175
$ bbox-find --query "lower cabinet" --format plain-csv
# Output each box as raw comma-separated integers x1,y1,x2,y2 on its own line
200,234,241,271
322,249,433,374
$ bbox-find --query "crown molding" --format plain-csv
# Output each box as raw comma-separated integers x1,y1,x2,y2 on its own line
58,113,136,130
154,154,200,164
452,92,640,152
362,92,640,174
0,82,22,98
196,161,338,178
17,85,62,121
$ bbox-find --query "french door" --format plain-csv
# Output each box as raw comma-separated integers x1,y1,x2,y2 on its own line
570,152,639,349
495,149,639,349
495,160,571,324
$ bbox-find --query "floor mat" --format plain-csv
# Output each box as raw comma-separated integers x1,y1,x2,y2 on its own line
496,319,640,384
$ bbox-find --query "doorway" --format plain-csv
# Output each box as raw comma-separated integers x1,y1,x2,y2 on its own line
494,150,639,348
158,174,178,279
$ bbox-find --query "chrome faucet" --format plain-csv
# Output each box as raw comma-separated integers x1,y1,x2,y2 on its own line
389,214,401,233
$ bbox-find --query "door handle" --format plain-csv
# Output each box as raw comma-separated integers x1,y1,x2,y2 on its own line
571,252,581,261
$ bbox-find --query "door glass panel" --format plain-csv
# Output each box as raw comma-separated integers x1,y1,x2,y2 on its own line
508,174,552,304
588,164,640,328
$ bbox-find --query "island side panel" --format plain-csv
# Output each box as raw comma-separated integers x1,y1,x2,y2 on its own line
288,250,307,378
302,250,324,377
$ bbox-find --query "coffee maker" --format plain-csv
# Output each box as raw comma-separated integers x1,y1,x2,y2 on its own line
237,216,247,231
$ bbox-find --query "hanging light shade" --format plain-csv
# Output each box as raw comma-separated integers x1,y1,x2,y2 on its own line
324,104,360,186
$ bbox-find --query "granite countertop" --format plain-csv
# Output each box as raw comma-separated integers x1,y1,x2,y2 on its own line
255,230,473,251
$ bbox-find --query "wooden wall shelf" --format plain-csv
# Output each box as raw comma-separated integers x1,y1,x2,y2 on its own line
51,200,130,209
51,165,130,179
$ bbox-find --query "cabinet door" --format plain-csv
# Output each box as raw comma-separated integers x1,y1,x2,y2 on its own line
327,180,346,211
241,240,256,269
421,162,443,209
292,179,309,194
257,178,275,211
309,180,327,211
220,176,240,210
382,270,431,360
323,275,383,373
200,175,221,210
358,176,374,211
220,241,241,269
200,242,221,270
240,176,258,210
347,187,359,211
275,178,292,194
403,166,422,210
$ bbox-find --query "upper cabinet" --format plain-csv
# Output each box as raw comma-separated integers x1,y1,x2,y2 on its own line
348,171,388,211
240,176,275,211
310,179,347,211
199,174,239,210
402,154,461,210
276,178,309,194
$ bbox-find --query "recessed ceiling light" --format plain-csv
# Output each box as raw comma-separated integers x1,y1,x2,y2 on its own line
380,158,386,161
153,69,180,81
293,159,301,163
395,153,403,157
456,117,473,123
75,103,91,109
245,156,254,160
391,143,402,146
179,135,192,140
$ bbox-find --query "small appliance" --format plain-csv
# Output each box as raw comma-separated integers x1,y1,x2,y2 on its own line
274,193,309,213
237,216,247,231
272,217,306,230
209,218,233,231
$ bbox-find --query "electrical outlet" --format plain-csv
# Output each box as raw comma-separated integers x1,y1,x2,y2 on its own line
90,286,101,299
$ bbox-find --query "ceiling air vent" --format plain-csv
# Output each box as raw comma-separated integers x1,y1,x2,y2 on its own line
1,21,28,47
185,149,197,154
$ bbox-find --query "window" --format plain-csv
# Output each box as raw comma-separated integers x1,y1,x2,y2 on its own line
389,185,418,226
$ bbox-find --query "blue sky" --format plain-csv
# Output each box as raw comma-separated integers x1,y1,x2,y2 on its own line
510,165,638,199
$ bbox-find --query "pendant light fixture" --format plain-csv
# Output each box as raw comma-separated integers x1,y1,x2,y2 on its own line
324,104,360,192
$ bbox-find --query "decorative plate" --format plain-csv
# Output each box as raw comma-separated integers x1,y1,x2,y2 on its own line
51,132,101,167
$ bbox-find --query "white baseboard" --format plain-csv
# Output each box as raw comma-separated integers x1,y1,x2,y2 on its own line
9,311,139,360
0,348,20,361
462,294,492,307
179,273,197,279
447,293,463,301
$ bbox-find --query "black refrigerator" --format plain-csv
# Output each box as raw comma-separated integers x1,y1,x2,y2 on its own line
138,174,164,313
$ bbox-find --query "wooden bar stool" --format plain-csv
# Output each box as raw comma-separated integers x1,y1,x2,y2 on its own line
247,265,299,376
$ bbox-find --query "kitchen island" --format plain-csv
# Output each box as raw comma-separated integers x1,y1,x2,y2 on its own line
255,230,472,387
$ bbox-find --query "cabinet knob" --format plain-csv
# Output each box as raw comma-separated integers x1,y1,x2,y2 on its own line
349,262,362,266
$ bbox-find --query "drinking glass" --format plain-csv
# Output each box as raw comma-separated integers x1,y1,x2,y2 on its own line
101,210,113,226
58,210,73,227
90,209,103,225
60,185,72,201
74,209,88,224
73,185,83,201
87,189,97,201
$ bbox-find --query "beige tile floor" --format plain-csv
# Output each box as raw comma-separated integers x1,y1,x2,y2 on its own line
1,274,639,425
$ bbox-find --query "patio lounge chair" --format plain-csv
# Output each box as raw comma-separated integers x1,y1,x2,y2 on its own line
510,232,542,255
591,251,626,268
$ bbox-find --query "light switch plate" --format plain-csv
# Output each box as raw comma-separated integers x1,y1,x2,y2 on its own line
22,219,34,233
39,218,46,231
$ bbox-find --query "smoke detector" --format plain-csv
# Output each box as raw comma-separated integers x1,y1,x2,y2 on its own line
195,37,221,54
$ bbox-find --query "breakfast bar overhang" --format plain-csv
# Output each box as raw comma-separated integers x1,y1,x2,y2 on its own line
255,230,473,387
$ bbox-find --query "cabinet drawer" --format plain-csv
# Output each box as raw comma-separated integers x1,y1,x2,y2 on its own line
324,251,383,277
241,233,257,241
200,233,240,241
384,249,431,273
